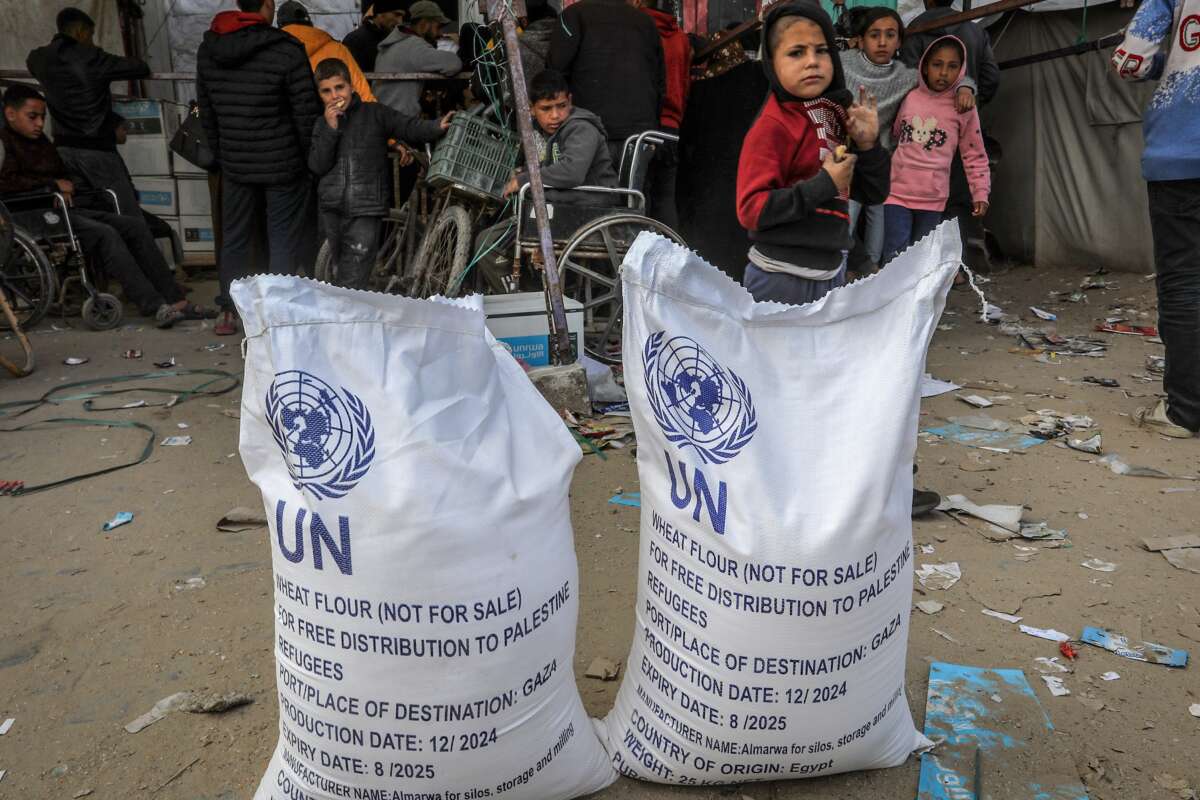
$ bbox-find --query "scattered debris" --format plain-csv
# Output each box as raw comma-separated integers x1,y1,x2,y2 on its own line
921,374,960,398
915,562,962,590
957,394,994,408
154,357,176,368
1141,535,1200,552
1034,657,1071,674
161,436,193,447
63,357,88,366
1059,641,1079,661
101,511,134,532
1081,376,1119,388
179,691,254,714
1041,675,1070,696
1020,625,1071,643
1018,522,1068,541
216,507,267,532
0,719,12,735
122,349,143,359
221,409,241,420
1076,696,1106,712
981,609,1022,624
1161,548,1200,575
585,657,621,681
1081,276,1115,291
1100,672,1120,681
124,692,192,733
1190,704,1200,718
1153,773,1195,799
1098,453,1176,479
937,494,1022,533
1081,627,1189,667
1081,558,1118,573
946,414,1011,432
930,628,960,644
1145,355,1165,376
1029,306,1057,321
1096,322,1157,337
201,343,226,352
174,577,206,591
922,422,1046,452
916,600,945,615
1162,486,1198,494
607,492,641,508
1066,433,1103,454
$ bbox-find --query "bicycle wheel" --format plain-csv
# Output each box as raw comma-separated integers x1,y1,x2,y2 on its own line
313,239,334,283
0,227,58,331
412,205,472,299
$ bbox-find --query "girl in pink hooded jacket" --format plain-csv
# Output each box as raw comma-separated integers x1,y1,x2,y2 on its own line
881,35,989,264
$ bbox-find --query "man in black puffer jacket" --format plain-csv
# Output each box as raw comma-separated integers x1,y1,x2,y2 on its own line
548,0,665,166
308,58,448,290
27,7,150,219
197,0,322,334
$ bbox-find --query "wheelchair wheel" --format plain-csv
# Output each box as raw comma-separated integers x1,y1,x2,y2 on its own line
559,214,684,364
81,293,123,331
379,202,420,294
0,226,58,331
411,204,471,299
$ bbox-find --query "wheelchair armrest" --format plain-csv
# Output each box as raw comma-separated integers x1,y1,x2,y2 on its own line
73,188,121,213
514,183,646,223
1,188,59,206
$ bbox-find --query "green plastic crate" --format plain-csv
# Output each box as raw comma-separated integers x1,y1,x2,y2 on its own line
426,111,520,202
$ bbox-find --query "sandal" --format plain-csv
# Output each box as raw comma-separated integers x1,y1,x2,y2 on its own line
214,311,238,336
177,302,218,320
155,304,185,329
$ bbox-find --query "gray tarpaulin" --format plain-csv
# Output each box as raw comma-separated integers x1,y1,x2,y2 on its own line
983,6,1156,272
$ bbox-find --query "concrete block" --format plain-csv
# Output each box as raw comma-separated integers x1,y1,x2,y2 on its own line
527,362,590,417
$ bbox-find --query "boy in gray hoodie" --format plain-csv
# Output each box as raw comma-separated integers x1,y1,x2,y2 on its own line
474,69,618,293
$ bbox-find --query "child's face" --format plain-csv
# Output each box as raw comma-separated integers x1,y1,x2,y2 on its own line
317,75,353,111
863,18,901,65
771,18,834,100
922,45,962,93
531,91,572,135
3,99,46,141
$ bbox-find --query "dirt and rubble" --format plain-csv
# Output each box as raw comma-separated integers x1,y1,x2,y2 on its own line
0,263,1197,799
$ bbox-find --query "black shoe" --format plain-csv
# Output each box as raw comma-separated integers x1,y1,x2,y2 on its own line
912,489,941,517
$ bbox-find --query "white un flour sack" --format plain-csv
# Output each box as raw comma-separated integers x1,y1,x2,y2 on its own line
231,276,616,800
602,226,962,784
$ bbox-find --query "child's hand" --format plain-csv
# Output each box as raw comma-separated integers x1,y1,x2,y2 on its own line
439,111,456,131
822,150,856,196
956,87,976,113
972,200,989,217
391,142,415,167
323,101,342,130
847,86,879,150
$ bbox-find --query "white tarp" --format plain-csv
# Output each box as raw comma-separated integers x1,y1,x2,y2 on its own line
601,227,961,784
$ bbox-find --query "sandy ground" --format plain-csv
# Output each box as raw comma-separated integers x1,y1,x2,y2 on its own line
0,264,1197,800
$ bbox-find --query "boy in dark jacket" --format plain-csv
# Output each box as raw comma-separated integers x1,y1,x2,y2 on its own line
308,58,449,290
475,70,619,293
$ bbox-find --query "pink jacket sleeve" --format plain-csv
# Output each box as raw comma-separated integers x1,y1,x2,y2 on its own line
957,108,990,204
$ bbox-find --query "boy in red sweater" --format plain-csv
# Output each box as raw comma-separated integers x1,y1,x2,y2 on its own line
736,0,890,305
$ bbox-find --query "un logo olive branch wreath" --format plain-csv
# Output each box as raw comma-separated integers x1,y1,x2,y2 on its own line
643,331,757,465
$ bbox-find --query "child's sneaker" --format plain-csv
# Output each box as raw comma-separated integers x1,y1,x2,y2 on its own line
912,489,941,517
1134,399,1196,438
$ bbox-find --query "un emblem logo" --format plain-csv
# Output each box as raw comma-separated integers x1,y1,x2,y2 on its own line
643,332,757,465
265,370,376,500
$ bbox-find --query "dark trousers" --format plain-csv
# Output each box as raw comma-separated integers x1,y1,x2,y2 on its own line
742,259,847,305
646,139,680,232
218,178,316,311
323,213,382,290
1147,178,1200,432
882,204,944,265
72,209,183,316
58,147,140,220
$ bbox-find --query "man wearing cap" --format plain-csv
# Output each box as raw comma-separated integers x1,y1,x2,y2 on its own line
374,1,463,119
26,7,150,219
343,1,407,73
279,1,377,101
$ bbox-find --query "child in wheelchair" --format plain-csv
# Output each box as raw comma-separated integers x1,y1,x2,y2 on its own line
474,69,618,293
0,84,213,328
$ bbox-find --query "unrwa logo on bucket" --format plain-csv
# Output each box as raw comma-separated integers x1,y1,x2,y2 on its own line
643,331,756,465
266,370,375,499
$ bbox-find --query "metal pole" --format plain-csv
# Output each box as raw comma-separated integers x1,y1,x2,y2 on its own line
484,0,574,366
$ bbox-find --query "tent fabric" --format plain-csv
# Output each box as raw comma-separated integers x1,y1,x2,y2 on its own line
982,6,1155,272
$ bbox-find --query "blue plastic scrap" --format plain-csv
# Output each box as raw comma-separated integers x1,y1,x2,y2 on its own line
918,662,1088,800
608,492,641,508
1080,627,1188,668
922,424,1047,452
102,511,134,531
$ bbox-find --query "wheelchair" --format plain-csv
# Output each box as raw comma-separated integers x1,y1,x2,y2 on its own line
0,188,124,331
494,130,685,363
